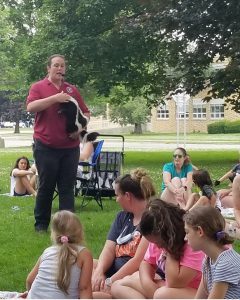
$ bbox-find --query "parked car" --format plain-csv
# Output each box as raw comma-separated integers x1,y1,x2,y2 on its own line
19,121,26,128
2,121,15,128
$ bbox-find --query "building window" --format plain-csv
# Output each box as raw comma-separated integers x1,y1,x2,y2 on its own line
177,104,189,119
157,104,169,119
193,104,207,119
210,104,224,119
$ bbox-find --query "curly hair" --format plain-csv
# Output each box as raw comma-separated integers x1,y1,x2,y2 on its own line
115,168,156,201
140,198,186,260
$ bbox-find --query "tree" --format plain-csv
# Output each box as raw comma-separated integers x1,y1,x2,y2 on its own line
109,86,151,134
132,0,240,111
11,0,174,107
0,5,32,132
3,0,240,115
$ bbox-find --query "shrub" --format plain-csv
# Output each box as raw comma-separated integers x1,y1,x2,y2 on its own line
207,121,226,134
208,120,240,134
225,120,240,133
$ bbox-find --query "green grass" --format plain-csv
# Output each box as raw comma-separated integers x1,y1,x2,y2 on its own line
0,147,239,291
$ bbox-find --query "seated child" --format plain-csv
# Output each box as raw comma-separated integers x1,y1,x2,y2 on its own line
184,169,217,211
184,206,240,299
215,162,240,186
11,156,37,196
26,210,93,298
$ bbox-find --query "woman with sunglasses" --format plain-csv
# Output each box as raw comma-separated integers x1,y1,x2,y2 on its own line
92,168,156,298
161,147,193,207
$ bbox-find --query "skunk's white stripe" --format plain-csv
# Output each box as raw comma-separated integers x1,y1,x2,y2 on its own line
69,97,89,131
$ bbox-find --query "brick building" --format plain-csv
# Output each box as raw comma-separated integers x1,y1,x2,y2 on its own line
150,89,239,133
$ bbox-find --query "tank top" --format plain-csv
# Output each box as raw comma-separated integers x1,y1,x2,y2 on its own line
27,245,85,299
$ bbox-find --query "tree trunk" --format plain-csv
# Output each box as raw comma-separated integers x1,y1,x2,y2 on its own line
14,120,20,134
134,123,142,134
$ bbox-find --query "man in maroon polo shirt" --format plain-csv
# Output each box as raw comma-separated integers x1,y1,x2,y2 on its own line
26,54,90,232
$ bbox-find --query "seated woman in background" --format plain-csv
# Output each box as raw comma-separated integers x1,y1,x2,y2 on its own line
232,175,240,228
217,187,233,208
214,162,240,208
92,168,156,298
215,161,240,187
80,130,100,161
161,147,193,208
11,156,37,196
111,199,204,299
76,130,100,178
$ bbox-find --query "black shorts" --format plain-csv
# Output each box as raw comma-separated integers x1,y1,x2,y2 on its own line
14,190,30,196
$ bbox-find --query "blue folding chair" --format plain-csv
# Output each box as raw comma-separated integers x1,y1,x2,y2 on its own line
75,140,104,209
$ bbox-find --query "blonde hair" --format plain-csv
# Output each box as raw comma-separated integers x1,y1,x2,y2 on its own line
51,210,84,294
115,168,156,201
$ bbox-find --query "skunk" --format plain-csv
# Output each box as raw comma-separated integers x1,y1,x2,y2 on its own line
59,97,89,133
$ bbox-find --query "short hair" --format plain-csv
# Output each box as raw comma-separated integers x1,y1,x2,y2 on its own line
47,54,66,67
80,130,100,143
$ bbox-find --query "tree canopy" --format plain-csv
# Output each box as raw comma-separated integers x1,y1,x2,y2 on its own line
1,0,240,112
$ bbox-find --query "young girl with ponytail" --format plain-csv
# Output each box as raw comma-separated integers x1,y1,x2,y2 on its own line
26,210,92,298
184,206,240,299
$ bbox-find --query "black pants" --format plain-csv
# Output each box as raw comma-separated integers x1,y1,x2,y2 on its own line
34,140,79,230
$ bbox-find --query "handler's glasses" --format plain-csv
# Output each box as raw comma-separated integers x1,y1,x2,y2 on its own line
173,154,183,159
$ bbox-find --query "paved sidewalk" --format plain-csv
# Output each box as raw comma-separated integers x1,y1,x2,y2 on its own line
0,133,239,151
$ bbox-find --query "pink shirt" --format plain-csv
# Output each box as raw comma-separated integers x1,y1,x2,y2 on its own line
27,78,89,148
144,242,204,289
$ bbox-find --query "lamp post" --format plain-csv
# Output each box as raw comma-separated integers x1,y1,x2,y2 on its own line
172,89,190,148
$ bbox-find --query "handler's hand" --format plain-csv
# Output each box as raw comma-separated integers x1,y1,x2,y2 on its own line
56,91,71,103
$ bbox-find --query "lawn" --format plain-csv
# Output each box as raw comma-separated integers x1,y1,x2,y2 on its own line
0,147,239,291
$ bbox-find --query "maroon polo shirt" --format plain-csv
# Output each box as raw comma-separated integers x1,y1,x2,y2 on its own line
26,78,90,148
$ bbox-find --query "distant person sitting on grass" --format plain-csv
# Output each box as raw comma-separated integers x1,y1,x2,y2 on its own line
216,187,233,208
232,175,240,228
11,156,37,197
215,161,240,187
184,169,217,211
214,162,240,208
161,147,193,208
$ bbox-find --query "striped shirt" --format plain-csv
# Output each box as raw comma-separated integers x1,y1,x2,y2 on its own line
203,248,240,299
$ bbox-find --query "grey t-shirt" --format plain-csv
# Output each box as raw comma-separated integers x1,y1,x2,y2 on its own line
203,248,240,299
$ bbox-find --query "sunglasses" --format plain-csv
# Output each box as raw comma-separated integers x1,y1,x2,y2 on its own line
173,154,183,159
